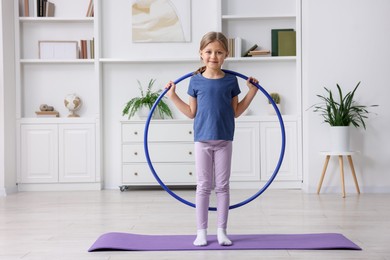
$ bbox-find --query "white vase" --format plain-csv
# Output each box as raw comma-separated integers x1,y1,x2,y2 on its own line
268,103,281,115
330,126,350,152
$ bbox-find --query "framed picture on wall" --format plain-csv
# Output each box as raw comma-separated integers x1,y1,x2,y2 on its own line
132,0,191,43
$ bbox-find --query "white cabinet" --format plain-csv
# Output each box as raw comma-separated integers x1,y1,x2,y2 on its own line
121,118,300,190
120,120,196,190
18,121,98,190
58,124,96,182
231,121,260,181
20,124,58,183
260,121,300,181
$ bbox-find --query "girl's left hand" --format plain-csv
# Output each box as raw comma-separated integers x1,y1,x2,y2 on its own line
247,77,259,90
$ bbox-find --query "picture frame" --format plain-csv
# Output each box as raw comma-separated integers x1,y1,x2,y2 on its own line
132,0,192,43
39,41,79,60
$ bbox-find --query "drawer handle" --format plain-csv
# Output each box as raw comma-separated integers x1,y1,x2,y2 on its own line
188,131,192,135
134,131,138,135
134,152,138,156
189,172,193,176
189,151,192,155
134,172,138,176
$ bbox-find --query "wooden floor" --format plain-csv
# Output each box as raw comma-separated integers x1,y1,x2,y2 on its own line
0,188,389,259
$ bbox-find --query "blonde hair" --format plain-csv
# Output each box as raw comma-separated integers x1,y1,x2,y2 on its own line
194,32,229,74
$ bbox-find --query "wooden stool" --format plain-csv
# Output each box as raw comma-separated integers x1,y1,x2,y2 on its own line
317,151,361,198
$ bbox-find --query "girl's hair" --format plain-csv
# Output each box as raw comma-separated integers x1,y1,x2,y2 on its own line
194,32,229,75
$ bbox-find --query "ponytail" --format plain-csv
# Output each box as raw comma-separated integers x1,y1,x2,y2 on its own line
193,66,206,75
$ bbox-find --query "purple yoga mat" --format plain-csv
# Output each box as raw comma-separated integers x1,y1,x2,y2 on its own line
88,232,361,252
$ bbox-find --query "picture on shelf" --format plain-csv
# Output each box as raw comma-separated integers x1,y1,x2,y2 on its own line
131,0,191,43
39,41,79,60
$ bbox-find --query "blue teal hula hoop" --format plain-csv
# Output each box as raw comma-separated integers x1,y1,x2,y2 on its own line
144,69,286,211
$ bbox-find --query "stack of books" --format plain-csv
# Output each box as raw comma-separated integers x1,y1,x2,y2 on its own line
23,0,55,17
35,111,59,117
227,37,243,58
247,49,271,57
79,38,95,59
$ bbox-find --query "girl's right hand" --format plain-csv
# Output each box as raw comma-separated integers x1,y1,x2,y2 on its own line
165,81,176,98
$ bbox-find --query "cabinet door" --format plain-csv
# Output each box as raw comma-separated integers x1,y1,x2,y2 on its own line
260,121,298,181
58,124,96,182
231,122,260,181
20,124,58,183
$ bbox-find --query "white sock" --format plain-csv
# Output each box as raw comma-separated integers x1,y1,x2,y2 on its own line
193,229,207,246
217,228,232,246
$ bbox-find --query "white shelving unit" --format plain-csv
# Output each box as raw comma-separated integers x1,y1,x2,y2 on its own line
13,0,302,190
14,0,101,191
218,0,303,186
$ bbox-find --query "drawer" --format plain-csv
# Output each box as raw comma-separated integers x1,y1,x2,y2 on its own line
122,163,196,184
122,123,193,142
122,143,194,163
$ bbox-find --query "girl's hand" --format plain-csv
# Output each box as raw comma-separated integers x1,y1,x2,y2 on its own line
165,81,176,98
247,77,259,91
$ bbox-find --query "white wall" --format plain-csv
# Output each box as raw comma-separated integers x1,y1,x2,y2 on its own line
0,0,17,196
302,0,390,193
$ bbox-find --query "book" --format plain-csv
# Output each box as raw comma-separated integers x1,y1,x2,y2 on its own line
278,31,296,56
227,38,235,57
86,0,94,17
35,111,59,117
234,37,242,58
248,50,271,56
271,29,294,56
243,44,258,57
44,1,55,17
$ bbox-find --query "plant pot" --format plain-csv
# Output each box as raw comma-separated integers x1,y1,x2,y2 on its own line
136,106,160,120
330,126,350,152
268,103,281,115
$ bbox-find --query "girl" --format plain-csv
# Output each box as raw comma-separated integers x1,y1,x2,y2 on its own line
165,31,259,246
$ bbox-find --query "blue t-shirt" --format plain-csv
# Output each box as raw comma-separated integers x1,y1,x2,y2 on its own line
187,73,241,141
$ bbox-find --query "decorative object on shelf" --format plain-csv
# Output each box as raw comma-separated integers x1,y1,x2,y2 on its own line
122,79,173,120
35,103,59,117
312,82,378,151
64,93,82,117
268,92,281,115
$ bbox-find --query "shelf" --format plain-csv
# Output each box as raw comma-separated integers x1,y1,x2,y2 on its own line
100,58,200,63
19,17,94,23
222,15,296,20
18,117,98,124
20,59,95,64
226,56,296,62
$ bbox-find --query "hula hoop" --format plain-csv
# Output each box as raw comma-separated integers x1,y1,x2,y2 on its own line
144,69,286,211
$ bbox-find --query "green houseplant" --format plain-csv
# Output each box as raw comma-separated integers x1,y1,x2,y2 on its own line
268,92,281,115
312,81,377,151
313,82,377,129
269,92,281,104
122,79,173,119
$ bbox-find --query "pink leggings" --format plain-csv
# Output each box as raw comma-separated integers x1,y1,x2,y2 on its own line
194,140,232,230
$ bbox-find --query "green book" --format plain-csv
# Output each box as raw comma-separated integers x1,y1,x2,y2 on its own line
271,29,294,56
278,31,296,56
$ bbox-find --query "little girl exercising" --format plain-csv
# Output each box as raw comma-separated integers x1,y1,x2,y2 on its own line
165,31,259,246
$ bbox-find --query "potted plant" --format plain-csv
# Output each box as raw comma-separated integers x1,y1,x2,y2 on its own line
268,92,281,115
122,79,173,119
312,81,377,151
